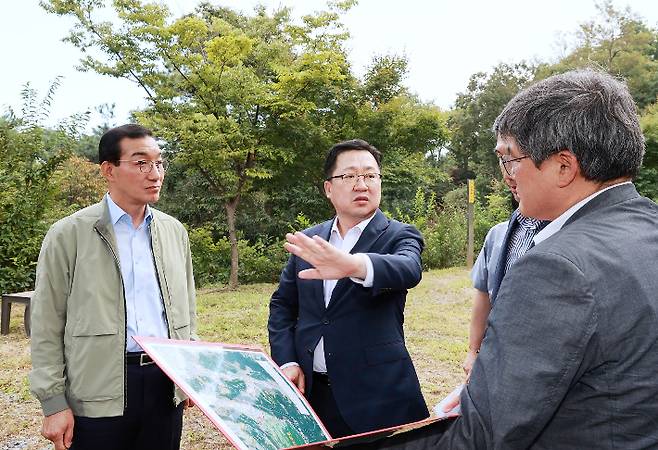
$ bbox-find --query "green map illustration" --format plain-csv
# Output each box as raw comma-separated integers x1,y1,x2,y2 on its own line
145,342,329,449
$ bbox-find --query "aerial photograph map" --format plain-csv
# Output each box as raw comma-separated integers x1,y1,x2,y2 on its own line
135,337,331,450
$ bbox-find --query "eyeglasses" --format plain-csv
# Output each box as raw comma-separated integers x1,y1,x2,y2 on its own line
326,173,383,185
115,159,168,174
498,155,530,176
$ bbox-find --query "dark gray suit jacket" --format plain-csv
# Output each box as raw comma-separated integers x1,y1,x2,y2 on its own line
438,183,658,449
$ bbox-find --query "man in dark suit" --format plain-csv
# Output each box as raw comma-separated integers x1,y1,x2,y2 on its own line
268,139,429,438
365,70,658,449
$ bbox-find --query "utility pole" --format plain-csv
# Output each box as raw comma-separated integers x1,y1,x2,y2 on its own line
467,179,475,268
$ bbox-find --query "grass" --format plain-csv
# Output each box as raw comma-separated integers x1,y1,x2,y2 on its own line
0,267,472,449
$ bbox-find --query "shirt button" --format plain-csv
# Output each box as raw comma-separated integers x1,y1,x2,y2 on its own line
322,318,330,325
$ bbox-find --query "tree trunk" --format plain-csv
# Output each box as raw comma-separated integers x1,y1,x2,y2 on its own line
225,199,240,290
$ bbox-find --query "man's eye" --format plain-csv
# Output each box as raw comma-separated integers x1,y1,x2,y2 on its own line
342,174,356,180
136,160,148,166
365,173,377,180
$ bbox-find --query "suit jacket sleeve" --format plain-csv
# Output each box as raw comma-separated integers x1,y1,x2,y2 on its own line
366,223,423,295
268,254,300,366
437,250,598,449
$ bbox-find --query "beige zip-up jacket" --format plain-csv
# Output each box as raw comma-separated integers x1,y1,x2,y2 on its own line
29,197,197,417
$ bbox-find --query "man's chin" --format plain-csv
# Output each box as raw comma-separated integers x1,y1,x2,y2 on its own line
147,194,161,204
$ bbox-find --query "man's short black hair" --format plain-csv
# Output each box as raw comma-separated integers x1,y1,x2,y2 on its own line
324,139,382,179
99,124,153,164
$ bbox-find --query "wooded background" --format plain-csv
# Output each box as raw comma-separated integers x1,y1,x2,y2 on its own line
2,0,657,292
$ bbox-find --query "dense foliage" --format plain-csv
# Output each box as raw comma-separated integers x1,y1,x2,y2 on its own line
1,0,657,291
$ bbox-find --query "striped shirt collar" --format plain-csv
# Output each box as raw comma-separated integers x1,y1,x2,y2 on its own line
516,213,545,231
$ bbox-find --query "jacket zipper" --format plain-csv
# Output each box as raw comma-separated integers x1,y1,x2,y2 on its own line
148,222,177,406
148,222,171,338
94,226,129,411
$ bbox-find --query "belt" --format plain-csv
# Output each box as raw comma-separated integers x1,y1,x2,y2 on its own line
313,372,330,385
126,352,155,366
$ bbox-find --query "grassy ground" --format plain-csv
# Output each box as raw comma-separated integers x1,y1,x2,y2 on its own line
0,267,471,450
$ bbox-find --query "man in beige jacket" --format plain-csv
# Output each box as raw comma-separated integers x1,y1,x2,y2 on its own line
29,124,197,450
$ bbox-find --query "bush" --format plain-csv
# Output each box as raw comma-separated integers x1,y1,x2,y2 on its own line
188,226,287,287
392,184,512,271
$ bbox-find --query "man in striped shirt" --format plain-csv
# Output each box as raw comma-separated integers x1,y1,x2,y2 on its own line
463,151,548,379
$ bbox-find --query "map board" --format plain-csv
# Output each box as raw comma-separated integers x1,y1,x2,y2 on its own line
135,337,331,450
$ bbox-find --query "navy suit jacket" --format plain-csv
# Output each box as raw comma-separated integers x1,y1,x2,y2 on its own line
268,209,429,434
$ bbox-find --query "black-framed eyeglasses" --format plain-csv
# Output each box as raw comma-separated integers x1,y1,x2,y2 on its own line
497,155,530,176
115,159,169,174
326,172,383,185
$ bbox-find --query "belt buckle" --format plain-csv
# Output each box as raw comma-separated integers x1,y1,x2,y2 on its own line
140,353,154,366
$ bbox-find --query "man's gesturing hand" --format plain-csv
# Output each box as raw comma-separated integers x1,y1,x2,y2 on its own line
284,232,366,280
41,408,74,450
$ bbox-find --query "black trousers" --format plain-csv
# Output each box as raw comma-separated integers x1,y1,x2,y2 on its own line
309,372,355,439
70,362,184,450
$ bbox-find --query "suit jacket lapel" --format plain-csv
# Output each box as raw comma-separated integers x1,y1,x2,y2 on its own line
490,209,519,304
313,219,334,310
327,210,389,310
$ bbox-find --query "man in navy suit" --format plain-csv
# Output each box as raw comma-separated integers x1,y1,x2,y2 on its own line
268,139,429,437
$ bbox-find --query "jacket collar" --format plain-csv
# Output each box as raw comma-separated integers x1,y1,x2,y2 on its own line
563,182,638,228
94,196,117,248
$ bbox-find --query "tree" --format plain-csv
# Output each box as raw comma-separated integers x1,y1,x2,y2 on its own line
362,54,408,106
44,0,358,288
536,0,658,110
0,81,84,293
447,63,534,198
636,103,658,201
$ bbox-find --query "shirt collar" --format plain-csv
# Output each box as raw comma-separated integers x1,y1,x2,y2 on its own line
533,181,631,246
105,193,152,227
515,213,545,231
331,212,377,238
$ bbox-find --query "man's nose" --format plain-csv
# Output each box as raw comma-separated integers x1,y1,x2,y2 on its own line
353,176,368,189
147,164,162,179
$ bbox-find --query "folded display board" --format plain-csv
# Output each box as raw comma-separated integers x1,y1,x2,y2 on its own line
135,337,451,450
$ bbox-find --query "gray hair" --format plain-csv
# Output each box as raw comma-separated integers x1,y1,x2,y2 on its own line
493,69,645,181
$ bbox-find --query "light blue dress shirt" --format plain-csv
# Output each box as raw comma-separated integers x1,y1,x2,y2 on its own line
106,194,168,352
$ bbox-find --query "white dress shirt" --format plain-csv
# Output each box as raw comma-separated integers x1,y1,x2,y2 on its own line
312,214,375,372
106,193,168,352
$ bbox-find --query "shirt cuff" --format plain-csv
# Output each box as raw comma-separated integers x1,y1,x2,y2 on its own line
350,253,374,287
280,362,300,369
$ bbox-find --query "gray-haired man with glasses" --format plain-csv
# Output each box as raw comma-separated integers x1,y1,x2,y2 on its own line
269,139,428,437
30,124,197,450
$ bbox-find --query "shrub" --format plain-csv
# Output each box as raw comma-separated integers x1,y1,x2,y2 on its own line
188,226,287,287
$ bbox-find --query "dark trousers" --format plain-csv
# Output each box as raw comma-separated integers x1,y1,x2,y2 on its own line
309,372,355,439
70,362,184,450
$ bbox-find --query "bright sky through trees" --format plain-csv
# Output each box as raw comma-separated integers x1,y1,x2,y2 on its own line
1,0,657,128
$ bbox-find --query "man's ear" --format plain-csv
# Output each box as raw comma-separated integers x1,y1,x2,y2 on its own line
555,150,579,188
323,180,332,199
100,161,115,183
